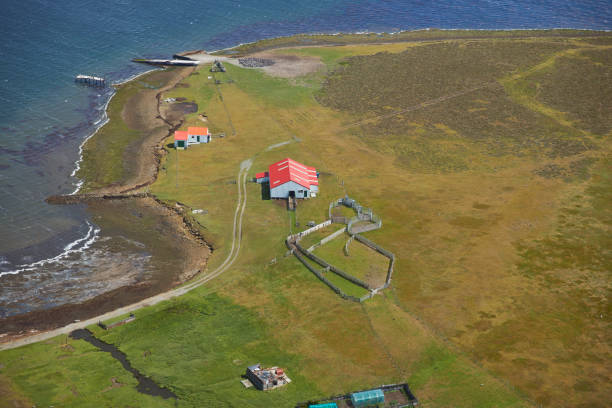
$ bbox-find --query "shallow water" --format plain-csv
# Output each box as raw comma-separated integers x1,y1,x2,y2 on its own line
0,0,610,316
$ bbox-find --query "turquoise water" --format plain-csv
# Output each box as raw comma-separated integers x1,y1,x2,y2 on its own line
0,0,610,316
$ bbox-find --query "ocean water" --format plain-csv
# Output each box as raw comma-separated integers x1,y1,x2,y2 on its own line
0,0,610,317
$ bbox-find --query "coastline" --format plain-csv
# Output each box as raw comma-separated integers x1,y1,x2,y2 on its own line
215,28,611,55
0,65,208,340
69,67,161,195
1,195,212,343
1,24,610,408
2,28,609,343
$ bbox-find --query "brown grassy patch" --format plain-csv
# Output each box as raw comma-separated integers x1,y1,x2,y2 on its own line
528,51,612,135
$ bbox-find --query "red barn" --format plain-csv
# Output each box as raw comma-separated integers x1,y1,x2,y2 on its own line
268,158,318,199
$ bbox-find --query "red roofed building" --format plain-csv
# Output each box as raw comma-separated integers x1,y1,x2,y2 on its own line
268,158,318,199
174,127,211,149
174,130,189,149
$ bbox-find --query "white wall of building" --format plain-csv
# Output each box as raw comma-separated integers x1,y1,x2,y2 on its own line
270,180,312,199
187,134,210,145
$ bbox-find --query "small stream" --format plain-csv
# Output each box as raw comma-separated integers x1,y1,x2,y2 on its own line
70,329,177,399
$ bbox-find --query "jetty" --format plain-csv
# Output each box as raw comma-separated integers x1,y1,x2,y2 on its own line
75,75,105,87
132,58,200,67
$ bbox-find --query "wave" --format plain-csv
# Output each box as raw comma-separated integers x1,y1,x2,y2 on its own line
69,92,114,194
0,222,101,278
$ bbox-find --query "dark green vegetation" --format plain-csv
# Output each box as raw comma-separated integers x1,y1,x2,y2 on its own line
319,40,598,171
2,32,610,408
316,36,611,406
529,49,612,135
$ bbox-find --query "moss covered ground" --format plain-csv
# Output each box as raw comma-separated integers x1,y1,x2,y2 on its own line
1,32,610,407
76,69,182,191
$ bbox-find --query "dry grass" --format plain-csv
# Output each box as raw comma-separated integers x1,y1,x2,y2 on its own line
4,34,611,408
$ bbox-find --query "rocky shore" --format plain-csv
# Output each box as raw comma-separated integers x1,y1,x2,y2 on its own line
0,65,212,342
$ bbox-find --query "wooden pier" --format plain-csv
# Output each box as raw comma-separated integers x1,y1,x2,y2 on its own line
132,58,200,67
75,75,106,87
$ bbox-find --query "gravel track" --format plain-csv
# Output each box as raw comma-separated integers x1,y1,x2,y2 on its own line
0,160,252,351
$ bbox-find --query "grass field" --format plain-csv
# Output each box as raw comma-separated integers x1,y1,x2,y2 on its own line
2,32,611,407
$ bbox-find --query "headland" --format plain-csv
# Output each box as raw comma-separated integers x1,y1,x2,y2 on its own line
0,29,610,408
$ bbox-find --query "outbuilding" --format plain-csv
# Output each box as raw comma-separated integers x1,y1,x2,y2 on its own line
174,130,189,149
255,171,269,183
268,158,318,199
174,127,211,149
244,363,291,391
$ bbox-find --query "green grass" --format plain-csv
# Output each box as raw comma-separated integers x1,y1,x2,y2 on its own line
223,63,314,108
5,33,612,408
408,343,526,408
318,40,574,115
77,80,142,191
94,292,321,407
0,334,169,408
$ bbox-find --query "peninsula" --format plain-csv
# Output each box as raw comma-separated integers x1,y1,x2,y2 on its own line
0,29,610,408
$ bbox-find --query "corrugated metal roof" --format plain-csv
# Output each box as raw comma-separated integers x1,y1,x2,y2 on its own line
188,126,208,135
255,172,268,179
174,130,189,141
268,158,318,190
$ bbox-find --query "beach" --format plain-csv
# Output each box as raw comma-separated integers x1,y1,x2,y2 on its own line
0,66,211,341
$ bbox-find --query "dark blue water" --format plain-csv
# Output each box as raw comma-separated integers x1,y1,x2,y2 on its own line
0,0,610,316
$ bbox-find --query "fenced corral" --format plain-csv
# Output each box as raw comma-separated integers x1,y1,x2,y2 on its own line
306,226,347,252
293,219,331,239
330,195,382,235
295,241,370,290
286,239,348,299
288,196,396,302
353,234,395,289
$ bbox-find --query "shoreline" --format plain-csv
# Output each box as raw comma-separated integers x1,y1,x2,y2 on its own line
69,67,161,195
0,65,206,339
215,28,611,55
212,27,610,53
0,195,212,343
2,28,608,345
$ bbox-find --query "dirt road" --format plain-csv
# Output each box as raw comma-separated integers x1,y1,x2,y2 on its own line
0,159,252,351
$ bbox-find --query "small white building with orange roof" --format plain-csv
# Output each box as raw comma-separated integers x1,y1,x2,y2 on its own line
174,130,189,149
174,127,211,149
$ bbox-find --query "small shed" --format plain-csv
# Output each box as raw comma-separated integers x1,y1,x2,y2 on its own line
174,130,189,149
351,389,385,407
309,403,338,408
255,171,269,183
244,363,290,391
